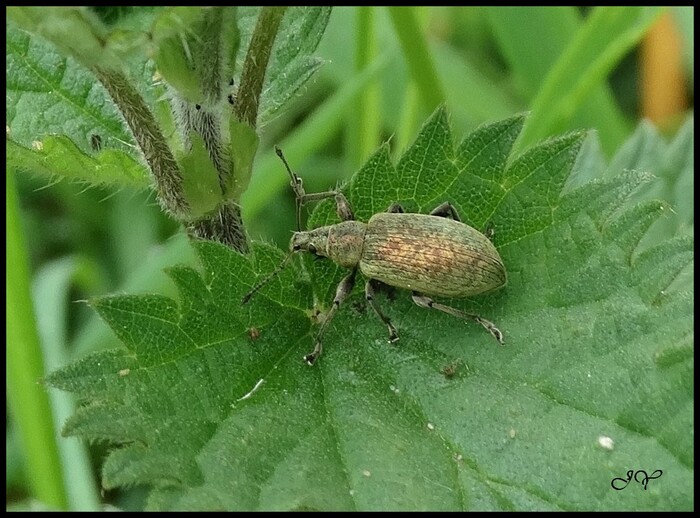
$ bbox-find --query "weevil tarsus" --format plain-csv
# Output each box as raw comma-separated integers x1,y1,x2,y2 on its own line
90,134,103,152
388,201,460,220
429,201,461,221
305,268,358,365
365,279,399,343
411,292,504,344
387,202,405,214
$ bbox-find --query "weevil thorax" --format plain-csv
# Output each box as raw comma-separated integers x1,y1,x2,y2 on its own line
291,221,367,269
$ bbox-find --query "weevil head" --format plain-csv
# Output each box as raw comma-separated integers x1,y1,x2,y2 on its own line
291,227,331,257
291,221,367,269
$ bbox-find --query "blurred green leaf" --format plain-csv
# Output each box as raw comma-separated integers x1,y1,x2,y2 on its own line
7,170,67,510
510,6,661,154
48,109,692,510
32,257,101,510
486,7,655,156
346,7,382,169
6,6,143,71
149,7,239,105
432,39,521,127
388,7,445,112
671,7,694,82
150,7,212,103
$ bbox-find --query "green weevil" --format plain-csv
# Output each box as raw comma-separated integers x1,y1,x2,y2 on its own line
243,147,507,365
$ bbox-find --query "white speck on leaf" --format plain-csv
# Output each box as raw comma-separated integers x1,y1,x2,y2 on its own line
598,435,614,450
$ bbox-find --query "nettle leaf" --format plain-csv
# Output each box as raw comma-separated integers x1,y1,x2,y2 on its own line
48,109,693,511
567,116,694,252
6,21,152,187
603,117,694,250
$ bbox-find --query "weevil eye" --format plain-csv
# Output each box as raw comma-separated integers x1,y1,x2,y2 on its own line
292,244,301,251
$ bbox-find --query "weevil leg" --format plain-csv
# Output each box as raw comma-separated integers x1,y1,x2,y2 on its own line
411,292,504,344
483,222,495,241
432,201,496,240
295,191,355,221
365,279,399,343
429,202,461,221
275,146,355,227
305,269,358,365
386,203,405,213
297,191,355,223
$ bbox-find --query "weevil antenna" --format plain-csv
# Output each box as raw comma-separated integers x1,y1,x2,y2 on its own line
275,146,302,231
242,250,295,305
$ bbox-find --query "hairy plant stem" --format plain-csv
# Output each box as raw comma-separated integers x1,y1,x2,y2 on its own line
93,67,189,218
234,6,287,128
95,6,288,253
95,66,252,252
186,202,248,253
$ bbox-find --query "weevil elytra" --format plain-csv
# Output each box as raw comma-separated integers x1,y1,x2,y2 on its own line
243,147,507,365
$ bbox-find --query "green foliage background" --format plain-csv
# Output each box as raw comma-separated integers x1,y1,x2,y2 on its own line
6,6,693,512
